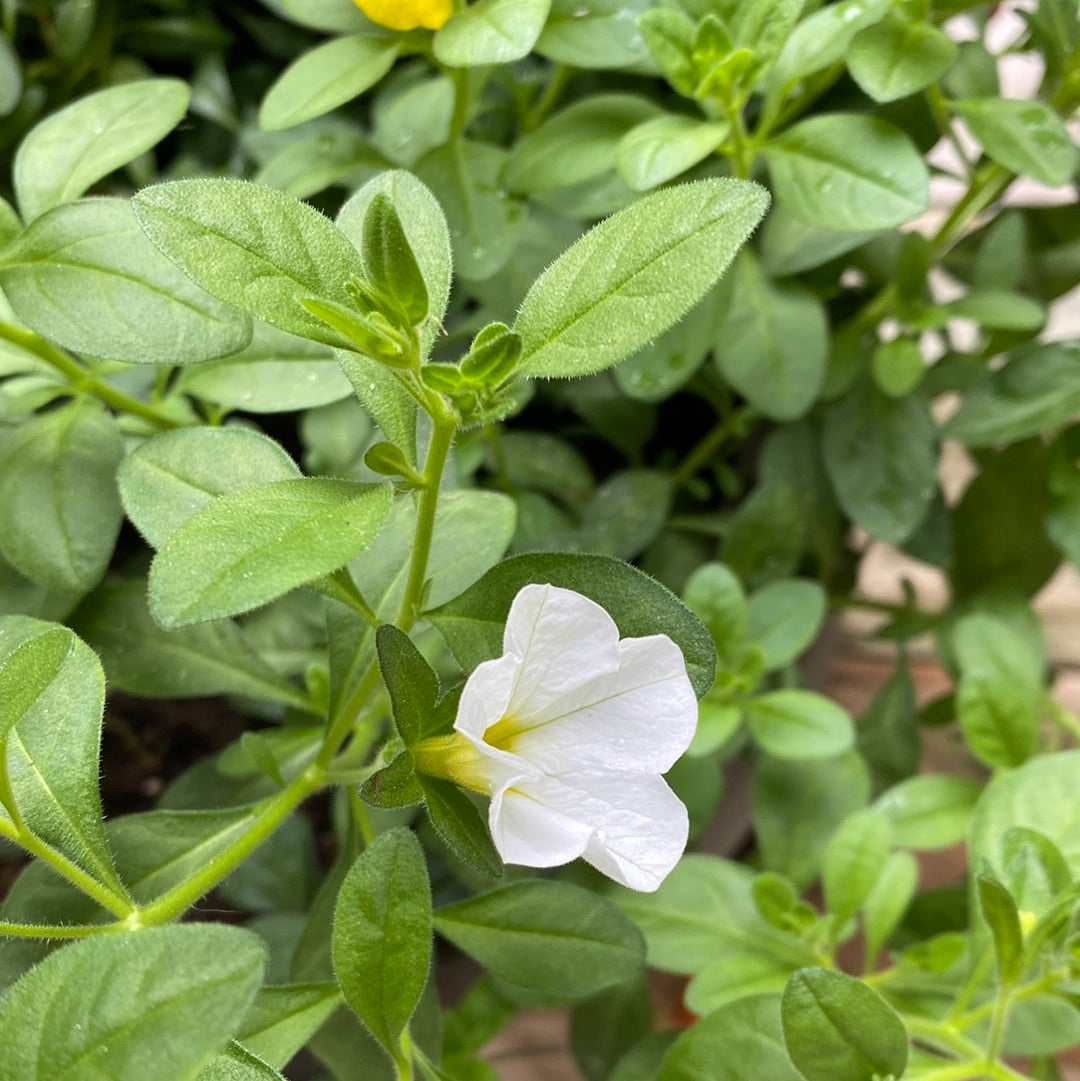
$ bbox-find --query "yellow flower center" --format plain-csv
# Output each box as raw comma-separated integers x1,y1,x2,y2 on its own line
353,0,454,31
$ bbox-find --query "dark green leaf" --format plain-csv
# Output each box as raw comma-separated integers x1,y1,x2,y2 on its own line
660,994,803,1081
427,552,716,697
823,379,937,544
977,873,1023,983
419,775,503,877
377,625,439,747
435,881,644,1002
781,968,908,1081
332,829,433,1056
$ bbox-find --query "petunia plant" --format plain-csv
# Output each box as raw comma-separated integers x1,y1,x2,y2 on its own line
0,1,1079,1080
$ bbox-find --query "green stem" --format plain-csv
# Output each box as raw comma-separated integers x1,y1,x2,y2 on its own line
397,414,455,628
0,919,126,939
904,1015,984,1060
672,407,749,490
135,766,324,926
0,820,134,919
524,63,572,132
723,104,753,178
926,84,973,178
0,321,180,430
948,945,994,1020
982,985,1011,1064
449,66,470,139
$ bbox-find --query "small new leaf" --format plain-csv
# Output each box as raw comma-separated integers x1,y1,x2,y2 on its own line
376,624,440,748
362,193,430,327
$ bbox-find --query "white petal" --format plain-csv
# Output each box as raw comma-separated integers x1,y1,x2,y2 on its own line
489,772,689,892
488,778,593,868
454,653,518,742
505,635,697,775
502,584,621,716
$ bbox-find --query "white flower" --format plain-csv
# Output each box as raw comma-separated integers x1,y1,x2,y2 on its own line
417,583,698,892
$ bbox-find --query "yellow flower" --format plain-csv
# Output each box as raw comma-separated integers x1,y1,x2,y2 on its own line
353,0,454,31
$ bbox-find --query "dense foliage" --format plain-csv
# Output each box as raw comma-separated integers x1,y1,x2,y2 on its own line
0,1,1079,1080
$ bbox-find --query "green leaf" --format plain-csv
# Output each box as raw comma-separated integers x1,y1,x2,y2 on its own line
514,178,768,379
616,115,729,192
1046,424,1080,569
823,379,937,544
954,98,1078,187
109,804,271,902
332,829,433,1056
612,855,804,975
0,924,265,1081
0,400,122,593
133,178,367,347
847,17,957,103
781,968,908,1081
770,0,890,84
570,978,652,1081
198,1044,288,1081
944,341,1080,447
236,984,341,1069
744,578,826,671
753,751,870,889
970,749,1080,883
0,618,122,896
977,873,1023,983
684,951,794,1016
536,0,654,69
353,490,517,619
862,851,918,965
951,440,1059,599
177,321,352,415
73,578,309,708
945,289,1045,332
259,34,399,132
660,994,803,1081
434,0,551,65
338,170,452,337
362,193,429,325
681,562,747,660
377,625,439,747
952,613,1042,769
759,204,875,277
576,469,672,560
428,551,716,697
0,198,251,364
118,426,300,550
745,690,854,760
763,115,928,231
855,659,919,794
822,809,891,928
14,79,190,222
149,478,392,627
872,337,925,398
1002,827,1071,918
415,139,524,280
713,252,828,420
419,775,503,877
435,881,644,1002
875,775,982,851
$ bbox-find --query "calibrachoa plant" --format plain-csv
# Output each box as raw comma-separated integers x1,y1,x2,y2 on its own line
0,1,1078,1081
